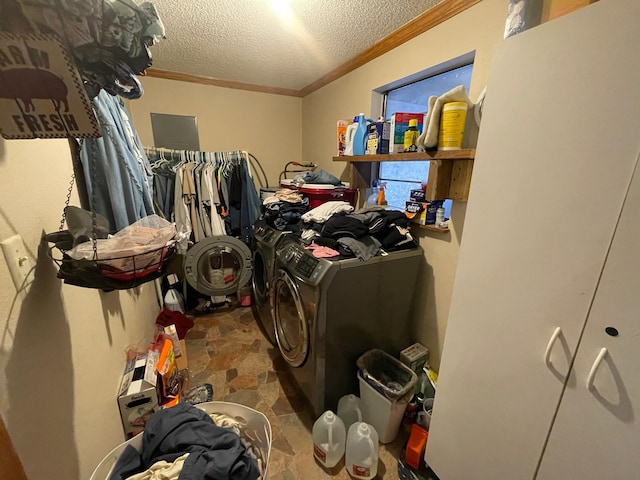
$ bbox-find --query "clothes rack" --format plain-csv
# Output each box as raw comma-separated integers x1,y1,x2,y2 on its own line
144,147,262,247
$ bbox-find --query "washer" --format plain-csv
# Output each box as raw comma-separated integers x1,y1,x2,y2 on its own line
272,240,423,416
184,236,252,296
251,219,292,345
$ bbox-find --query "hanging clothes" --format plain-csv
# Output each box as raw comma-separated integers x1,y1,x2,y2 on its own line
147,148,261,247
81,90,156,233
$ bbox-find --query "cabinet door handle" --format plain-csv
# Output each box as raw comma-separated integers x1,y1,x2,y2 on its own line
544,327,562,366
586,347,608,390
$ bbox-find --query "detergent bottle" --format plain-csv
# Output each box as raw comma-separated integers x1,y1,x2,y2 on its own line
344,117,359,156
352,113,368,156
312,410,346,469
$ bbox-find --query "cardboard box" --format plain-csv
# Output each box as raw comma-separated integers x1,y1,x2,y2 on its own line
117,354,159,437
410,189,426,202
337,120,350,156
405,200,443,225
365,121,390,155
389,112,425,153
400,343,429,373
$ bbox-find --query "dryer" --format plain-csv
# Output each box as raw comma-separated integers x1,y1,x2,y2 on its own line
251,219,292,345
272,240,423,416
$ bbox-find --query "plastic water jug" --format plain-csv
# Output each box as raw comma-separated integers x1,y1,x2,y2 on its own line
353,113,368,156
312,410,346,468
346,422,379,479
337,394,363,431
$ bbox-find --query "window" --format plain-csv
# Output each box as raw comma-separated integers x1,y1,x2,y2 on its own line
380,63,473,217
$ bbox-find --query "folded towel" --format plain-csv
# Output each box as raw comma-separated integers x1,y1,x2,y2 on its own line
418,85,475,149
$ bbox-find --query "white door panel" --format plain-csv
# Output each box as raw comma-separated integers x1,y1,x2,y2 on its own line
426,1,640,478
536,155,640,479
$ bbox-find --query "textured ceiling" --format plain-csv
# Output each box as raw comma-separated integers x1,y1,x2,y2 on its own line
150,0,442,90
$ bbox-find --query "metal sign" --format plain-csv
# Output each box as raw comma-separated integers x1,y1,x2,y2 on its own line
0,33,99,139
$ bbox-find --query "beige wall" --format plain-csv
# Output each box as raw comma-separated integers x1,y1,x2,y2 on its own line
302,0,509,369
0,138,159,480
127,77,303,187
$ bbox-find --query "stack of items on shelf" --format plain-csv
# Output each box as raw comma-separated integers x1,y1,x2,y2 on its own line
405,188,446,230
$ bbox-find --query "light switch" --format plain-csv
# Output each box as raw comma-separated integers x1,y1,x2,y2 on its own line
1,235,35,291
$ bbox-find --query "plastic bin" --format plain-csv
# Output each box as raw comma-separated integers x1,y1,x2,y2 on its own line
357,349,417,444
90,401,272,480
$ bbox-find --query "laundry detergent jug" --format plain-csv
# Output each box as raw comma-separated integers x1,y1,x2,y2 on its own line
344,121,358,156
313,410,346,468
352,113,369,156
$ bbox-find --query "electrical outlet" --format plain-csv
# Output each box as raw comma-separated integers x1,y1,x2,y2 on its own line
1,235,35,291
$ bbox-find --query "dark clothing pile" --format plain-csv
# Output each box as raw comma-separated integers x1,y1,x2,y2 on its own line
262,198,310,232
305,208,417,261
110,403,260,480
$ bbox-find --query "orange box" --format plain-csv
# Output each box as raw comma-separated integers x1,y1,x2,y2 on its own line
405,423,429,469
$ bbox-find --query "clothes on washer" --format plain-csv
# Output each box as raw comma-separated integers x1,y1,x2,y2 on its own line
81,90,156,233
262,189,304,204
320,214,369,239
262,198,310,232
337,236,381,261
305,242,340,258
109,403,260,480
301,201,354,223
300,208,416,260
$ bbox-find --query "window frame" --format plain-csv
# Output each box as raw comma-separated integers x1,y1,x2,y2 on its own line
371,52,475,212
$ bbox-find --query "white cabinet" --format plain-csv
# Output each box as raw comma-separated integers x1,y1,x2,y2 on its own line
536,161,640,479
425,1,640,479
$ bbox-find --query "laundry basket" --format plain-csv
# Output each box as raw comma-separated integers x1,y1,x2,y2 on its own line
90,401,272,479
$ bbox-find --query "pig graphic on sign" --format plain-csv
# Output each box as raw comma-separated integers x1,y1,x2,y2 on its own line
0,67,69,112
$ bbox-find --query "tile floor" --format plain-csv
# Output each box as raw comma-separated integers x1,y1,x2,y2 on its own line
184,303,408,479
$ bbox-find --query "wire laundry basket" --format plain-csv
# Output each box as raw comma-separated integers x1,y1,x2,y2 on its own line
48,242,175,290
90,401,272,480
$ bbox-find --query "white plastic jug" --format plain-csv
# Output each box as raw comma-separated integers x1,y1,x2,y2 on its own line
346,422,379,479
344,123,358,156
337,394,363,431
312,410,346,468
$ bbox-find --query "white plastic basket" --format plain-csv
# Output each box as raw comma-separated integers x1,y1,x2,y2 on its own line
90,401,272,479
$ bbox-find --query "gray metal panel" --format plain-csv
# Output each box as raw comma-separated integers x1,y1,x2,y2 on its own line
151,113,200,150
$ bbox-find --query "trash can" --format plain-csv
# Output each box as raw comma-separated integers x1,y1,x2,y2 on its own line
90,401,272,479
357,349,417,444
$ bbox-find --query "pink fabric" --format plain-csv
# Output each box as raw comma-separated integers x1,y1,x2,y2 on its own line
305,242,339,258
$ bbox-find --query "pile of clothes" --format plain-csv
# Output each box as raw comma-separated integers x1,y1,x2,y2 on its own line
261,192,417,261
261,189,310,233
300,201,416,261
109,403,262,480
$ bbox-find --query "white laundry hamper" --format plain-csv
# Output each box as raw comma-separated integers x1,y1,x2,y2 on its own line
90,401,272,480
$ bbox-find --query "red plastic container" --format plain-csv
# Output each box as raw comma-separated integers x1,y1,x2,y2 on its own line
280,181,358,209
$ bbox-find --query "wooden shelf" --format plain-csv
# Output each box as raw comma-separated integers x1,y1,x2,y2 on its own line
417,224,450,234
333,149,475,163
337,149,475,202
